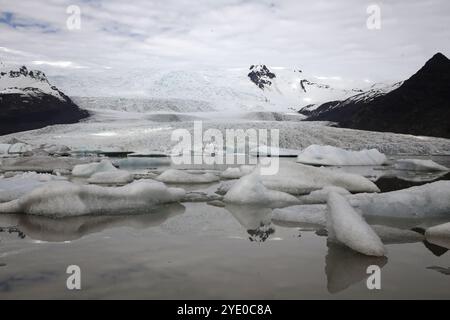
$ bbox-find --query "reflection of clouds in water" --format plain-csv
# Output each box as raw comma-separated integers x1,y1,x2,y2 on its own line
0,203,185,242
325,241,388,294
224,204,275,243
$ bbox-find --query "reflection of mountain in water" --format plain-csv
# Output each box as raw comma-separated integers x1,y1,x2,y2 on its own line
224,204,275,242
0,203,185,242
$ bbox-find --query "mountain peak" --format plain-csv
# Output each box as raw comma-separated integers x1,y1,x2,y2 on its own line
248,64,276,90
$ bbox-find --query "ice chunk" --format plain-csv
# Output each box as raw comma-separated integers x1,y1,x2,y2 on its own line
215,180,236,195
327,192,386,257
272,205,326,228
87,170,134,185
0,172,67,202
296,145,387,166
300,186,350,204
156,169,219,184
0,142,33,156
224,173,300,208
0,180,185,217
220,165,255,179
350,181,450,218
259,162,380,195
425,222,450,249
394,159,449,172
72,159,117,177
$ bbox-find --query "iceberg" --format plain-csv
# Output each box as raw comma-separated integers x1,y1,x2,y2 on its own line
327,192,386,257
0,172,67,202
156,169,219,184
0,180,185,217
272,205,326,228
299,186,350,204
220,165,255,179
296,145,387,166
72,159,117,177
259,162,380,195
224,173,300,208
349,181,450,218
394,159,449,172
87,170,134,185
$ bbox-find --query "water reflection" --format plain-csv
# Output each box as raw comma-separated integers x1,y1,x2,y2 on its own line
325,241,388,294
224,204,275,242
0,203,185,242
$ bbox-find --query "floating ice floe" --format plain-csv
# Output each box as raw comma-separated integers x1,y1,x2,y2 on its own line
220,165,255,179
0,142,33,156
72,159,117,177
327,192,386,257
393,159,449,172
156,169,219,184
425,222,450,249
0,172,67,202
215,180,237,195
87,170,134,185
349,181,450,218
0,180,185,217
299,186,350,204
259,162,380,195
272,205,326,228
224,173,300,208
296,145,387,166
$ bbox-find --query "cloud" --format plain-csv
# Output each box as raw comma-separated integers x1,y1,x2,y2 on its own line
0,0,449,88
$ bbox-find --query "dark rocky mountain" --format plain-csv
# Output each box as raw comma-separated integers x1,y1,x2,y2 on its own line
304,53,450,138
0,65,89,135
248,64,276,90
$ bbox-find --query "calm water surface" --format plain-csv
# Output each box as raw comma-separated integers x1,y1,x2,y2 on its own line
0,157,449,299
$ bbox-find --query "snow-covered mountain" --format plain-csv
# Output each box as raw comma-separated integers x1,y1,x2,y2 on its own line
49,65,364,112
298,81,403,117
303,53,450,139
0,63,89,135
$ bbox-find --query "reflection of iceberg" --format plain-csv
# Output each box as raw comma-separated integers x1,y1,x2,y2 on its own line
224,204,275,242
325,241,388,294
0,203,185,242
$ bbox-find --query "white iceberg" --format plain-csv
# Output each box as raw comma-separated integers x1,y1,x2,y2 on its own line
296,145,387,166
350,181,450,218
272,205,326,228
156,169,219,184
0,142,33,156
425,222,450,249
259,162,380,195
327,192,386,257
87,170,134,185
394,159,449,172
224,173,300,208
0,180,185,217
72,159,117,177
220,165,255,179
299,186,350,204
0,172,67,202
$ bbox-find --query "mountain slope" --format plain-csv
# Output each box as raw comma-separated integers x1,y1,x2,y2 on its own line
304,53,450,138
0,64,89,135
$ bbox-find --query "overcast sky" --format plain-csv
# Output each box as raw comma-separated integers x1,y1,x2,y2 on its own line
1,0,449,85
